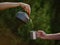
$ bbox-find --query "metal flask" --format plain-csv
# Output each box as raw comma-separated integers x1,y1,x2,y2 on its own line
16,11,30,24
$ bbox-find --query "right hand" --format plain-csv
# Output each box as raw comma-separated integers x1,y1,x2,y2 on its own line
19,2,31,15
37,30,47,39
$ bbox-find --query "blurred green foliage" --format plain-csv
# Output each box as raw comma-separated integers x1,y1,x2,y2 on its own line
0,0,60,45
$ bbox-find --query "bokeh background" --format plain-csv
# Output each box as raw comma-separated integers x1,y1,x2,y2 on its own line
0,0,60,45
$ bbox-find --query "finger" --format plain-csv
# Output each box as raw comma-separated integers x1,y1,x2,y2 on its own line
28,6,31,15
28,7,31,15
37,30,45,35
36,32,40,38
23,6,29,15
25,7,29,15
25,7,30,15
25,5,31,16
37,30,43,32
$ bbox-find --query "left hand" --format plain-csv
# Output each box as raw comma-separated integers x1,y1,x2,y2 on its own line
36,30,46,39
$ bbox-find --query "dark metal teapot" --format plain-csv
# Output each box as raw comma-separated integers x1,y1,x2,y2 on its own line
16,11,30,24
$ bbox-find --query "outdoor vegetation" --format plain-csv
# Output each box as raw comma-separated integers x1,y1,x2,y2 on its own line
0,0,60,45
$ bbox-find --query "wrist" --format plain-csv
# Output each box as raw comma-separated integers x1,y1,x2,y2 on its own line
45,34,53,40
18,2,24,7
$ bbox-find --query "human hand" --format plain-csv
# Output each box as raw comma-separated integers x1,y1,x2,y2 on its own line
37,30,47,39
19,2,31,15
